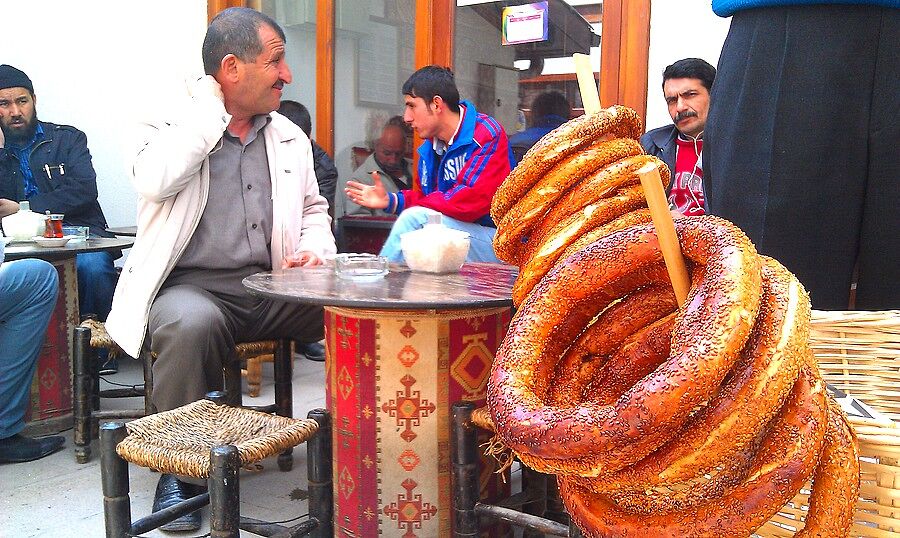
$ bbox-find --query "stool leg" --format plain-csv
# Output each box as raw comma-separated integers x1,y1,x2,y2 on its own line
452,402,479,538
274,339,294,471
246,355,263,398
209,445,240,538
74,327,93,463
224,361,243,407
307,408,333,538
100,422,131,538
522,467,549,538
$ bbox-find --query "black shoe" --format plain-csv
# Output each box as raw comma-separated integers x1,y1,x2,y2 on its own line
152,474,203,532
297,341,326,362
0,434,65,463
99,356,119,375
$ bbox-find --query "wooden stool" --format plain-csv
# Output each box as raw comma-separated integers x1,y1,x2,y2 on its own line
100,392,333,538
73,324,296,471
451,402,583,538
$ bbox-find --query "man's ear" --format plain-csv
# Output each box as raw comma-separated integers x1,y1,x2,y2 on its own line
431,95,444,114
218,54,241,83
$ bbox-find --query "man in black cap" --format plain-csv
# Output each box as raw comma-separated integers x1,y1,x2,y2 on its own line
0,64,120,373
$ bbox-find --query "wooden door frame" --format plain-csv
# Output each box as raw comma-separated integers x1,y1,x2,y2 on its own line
599,0,651,124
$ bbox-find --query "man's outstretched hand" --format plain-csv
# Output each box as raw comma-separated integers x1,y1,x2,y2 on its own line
345,171,390,210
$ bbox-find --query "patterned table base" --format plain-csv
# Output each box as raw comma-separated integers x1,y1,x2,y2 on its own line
325,306,512,537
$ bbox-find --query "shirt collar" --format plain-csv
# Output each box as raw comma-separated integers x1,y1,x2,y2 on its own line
432,104,466,155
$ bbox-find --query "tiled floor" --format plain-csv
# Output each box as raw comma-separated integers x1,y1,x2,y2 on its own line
0,354,327,537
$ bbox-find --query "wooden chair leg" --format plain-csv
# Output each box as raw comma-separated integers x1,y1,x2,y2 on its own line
100,422,132,538
452,402,480,538
307,408,333,538
274,339,294,471
209,445,240,538
244,355,264,398
73,326,94,463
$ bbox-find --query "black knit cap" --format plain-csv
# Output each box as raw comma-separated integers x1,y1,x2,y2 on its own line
0,65,34,93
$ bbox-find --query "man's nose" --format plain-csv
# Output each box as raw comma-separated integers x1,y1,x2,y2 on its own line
279,62,293,85
403,109,413,123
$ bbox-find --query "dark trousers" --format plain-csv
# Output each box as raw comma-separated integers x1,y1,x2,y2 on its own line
148,270,323,412
705,5,900,309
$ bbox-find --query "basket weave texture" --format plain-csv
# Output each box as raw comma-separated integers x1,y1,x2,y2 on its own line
115,400,318,478
756,309,900,537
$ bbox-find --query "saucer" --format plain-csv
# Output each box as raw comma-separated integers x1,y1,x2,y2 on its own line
32,236,75,247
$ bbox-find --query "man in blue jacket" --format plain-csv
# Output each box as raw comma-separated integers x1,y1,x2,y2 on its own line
0,65,119,372
345,65,513,263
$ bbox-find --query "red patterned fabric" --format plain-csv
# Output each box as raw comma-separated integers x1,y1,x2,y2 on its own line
326,306,512,537
26,258,77,425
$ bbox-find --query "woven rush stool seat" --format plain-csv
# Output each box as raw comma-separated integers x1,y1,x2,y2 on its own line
115,399,316,478
100,393,334,538
74,325,298,471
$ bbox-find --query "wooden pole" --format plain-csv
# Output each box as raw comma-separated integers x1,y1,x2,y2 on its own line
573,53,601,115
637,162,691,304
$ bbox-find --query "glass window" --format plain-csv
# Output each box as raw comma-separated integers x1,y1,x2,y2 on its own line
454,1,602,162
331,0,417,220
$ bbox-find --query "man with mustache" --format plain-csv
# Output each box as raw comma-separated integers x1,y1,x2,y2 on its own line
0,65,120,373
105,7,334,530
640,58,715,217
337,119,412,219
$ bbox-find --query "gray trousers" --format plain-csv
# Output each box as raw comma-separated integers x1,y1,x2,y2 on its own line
148,270,322,412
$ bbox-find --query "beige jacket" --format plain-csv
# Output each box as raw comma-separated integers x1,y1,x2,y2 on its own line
106,84,335,358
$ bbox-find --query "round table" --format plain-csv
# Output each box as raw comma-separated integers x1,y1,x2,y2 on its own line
4,237,133,433
244,262,516,537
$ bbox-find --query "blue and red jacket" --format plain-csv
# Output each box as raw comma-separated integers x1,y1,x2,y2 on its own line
386,100,512,227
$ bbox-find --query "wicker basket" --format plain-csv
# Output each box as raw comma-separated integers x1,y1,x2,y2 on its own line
756,309,900,537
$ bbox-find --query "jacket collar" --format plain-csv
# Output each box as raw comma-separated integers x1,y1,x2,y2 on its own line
420,99,478,160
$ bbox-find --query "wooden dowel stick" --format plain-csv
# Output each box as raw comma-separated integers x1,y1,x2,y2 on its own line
637,162,691,305
573,53,601,115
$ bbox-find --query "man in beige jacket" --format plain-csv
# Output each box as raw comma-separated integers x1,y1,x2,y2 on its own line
105,7,335,531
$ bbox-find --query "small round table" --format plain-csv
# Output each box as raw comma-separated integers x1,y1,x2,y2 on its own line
244,262,517,538
4,237,133,433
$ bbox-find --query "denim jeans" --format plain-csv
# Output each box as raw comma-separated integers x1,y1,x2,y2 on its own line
76,251,117,320
0,259,59,438
379,206,500,264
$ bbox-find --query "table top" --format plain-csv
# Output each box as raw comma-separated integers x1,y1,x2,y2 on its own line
243,262,518,310
3,237,134,261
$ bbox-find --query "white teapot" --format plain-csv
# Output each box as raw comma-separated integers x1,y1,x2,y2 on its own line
1,201,47,240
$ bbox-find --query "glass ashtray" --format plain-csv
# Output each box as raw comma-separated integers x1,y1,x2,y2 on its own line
334,253,389,281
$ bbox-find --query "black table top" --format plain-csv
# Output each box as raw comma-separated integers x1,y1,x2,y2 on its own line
243,262,518,310
3,237,134,261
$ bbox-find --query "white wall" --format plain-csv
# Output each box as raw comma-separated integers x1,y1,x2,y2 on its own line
0,0,209,228
645,1,731,131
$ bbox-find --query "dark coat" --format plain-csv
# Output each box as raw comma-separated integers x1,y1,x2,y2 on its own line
639,124,677,183
311,140,337,212
1,121,113,237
